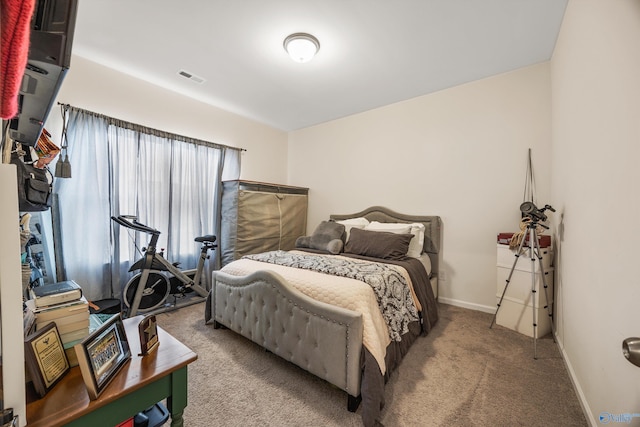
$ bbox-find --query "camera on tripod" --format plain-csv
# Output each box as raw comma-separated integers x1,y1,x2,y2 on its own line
520,201,555,223
491,200,557,358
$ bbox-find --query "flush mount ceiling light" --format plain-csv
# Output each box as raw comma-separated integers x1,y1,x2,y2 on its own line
283,33,320,63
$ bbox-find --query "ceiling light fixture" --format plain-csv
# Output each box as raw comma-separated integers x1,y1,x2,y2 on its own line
283,33,320,63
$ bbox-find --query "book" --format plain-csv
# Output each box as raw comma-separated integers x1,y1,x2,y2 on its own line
60,327,90,344
35,310,89,328
38,318,90,335
63,314,109,367
30,280,83,308
27,297,89,322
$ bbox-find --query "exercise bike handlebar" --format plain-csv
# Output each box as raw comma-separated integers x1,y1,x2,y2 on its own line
111,215,161,235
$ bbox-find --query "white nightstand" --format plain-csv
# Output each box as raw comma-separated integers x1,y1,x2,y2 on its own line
495,242,554,338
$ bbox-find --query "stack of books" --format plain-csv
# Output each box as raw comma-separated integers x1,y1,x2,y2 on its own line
25,280,90,366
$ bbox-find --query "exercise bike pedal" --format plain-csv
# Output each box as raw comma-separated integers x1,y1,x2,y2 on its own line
168,275,191,293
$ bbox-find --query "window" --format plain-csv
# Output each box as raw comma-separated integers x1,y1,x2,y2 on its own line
53,106,241,301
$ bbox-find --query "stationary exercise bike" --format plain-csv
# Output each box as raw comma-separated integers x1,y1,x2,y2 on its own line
111,215,217,317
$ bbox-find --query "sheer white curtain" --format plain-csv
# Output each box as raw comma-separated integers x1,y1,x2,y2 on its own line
54,110,112,300
54,106,241,301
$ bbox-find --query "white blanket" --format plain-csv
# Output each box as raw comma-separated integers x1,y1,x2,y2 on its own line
220,252,418,374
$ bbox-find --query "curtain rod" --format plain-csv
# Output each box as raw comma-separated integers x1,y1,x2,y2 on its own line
57,103,246,153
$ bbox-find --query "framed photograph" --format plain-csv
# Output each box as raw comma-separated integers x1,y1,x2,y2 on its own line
24,322,70,398
74,314,131,400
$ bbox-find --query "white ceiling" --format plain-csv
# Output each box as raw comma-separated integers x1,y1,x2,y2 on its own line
72,0,568,132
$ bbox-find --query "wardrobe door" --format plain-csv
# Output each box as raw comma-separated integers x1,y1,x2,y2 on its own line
235,190,282,257
220,181,308,266
278,193,307,251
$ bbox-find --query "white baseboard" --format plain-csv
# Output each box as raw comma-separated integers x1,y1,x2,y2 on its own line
554,333,596,427
438,296,495,314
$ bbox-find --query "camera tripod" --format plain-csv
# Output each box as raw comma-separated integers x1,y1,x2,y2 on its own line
490,215,555,359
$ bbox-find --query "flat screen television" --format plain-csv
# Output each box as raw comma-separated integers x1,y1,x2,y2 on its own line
8,0,78,146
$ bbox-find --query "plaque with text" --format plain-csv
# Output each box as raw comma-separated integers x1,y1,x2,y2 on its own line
24,322,70,398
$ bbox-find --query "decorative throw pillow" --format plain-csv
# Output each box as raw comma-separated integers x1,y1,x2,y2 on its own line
364,221,425,258
344,227,414,260
295,221,345,254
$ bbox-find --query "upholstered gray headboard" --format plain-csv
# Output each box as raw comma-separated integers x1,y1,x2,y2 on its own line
330,206,443,279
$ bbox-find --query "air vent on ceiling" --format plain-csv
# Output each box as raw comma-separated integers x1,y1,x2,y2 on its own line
177,69,206,84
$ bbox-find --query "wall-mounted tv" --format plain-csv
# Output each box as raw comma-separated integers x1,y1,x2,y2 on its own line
8,0,78,146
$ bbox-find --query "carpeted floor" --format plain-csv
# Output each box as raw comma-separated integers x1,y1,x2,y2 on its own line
155,301,587,426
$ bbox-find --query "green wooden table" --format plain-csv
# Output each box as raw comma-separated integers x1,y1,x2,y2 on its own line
27,316,197,427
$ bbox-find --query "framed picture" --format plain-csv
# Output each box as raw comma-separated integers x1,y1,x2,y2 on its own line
24,322,70,398
74,314,131,400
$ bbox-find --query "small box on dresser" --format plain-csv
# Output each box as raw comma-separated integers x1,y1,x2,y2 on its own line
495,240,554,338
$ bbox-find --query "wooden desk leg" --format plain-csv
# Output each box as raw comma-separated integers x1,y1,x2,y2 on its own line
167,366,189,427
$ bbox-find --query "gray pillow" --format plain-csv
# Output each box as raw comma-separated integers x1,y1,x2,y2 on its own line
295,221,345,254
344,227,413,260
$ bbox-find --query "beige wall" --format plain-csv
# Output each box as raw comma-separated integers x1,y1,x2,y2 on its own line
289,63,552,310
50,56,289,184
551,0,640,424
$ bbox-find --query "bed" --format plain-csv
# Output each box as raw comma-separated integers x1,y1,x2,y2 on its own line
205,206,442,426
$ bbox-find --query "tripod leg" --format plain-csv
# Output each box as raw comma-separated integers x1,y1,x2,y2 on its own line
529,226,538,359
533,231,556,343
490,229,529,329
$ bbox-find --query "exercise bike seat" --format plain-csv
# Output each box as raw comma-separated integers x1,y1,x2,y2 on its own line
195,235,217,244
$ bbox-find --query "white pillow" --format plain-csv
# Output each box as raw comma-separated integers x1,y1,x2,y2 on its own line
365,221,411,234
364,221,425,258
407,223,425,258
418,253,432,275
336,217,370,240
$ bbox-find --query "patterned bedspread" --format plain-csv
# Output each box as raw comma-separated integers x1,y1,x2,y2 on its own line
220,250,421,373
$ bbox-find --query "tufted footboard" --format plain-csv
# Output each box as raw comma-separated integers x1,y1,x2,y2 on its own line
208,269,364,405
